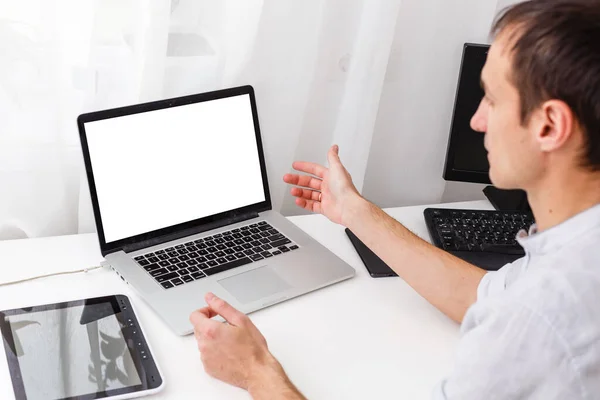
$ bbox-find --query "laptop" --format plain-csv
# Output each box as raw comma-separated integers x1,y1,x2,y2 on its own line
77,85,355,336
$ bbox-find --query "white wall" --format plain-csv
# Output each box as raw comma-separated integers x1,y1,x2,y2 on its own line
362,0,520,208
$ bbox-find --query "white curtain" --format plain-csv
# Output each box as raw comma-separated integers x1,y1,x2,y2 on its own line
0,0,402,240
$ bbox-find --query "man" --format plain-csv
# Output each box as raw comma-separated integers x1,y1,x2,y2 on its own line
190,0,600,398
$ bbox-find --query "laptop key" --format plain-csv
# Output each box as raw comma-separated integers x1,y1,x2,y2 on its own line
234,239,245,245
165,247,175,252
182,275,194,283
175,245,184,249
207,260,218,267
150,268,168,277
224,235,234,241
251,254,264,261
134,256,145,261
178,249,189,255
233,246,244,252
204,257,253,277
188,252,199,258
168,251,179,257
144,263,160,272
191,272,205,280
172,278,184,286
197,257,207,262
178,269,190,276
268,229,279,235
244,249,254,256
225,241,236,248
198,263,208,270
188,246,198,252
226,255,237,261
161,281,174,289
262,244,272,250
241,226,250,230
271,238,292,248
253,247,263,254
158,254,169,260
232,229,241,233
272,250,282,255
214,234,223,238
206,254,217,260
224,249,235,255
216,244,226,250
290,245,299,250
138,259,150,266
279,247,291,253
156,272,179,282
260,238,270,244
235,252,245,258
179,255,190,261
167,265,178,272
194,239,204,244
198,249,209,255
216,257,227,264
207,247,217,253
187,259,198,266
269,234,286,242
258,221,267,225
168,258,179,264
250,224,258,228
146,252,155,257
215,251,226,257
251,241,262,247
176,262,187,269
261,252,273,258
159,261,170,267
185,242,194,247
188,266,199,273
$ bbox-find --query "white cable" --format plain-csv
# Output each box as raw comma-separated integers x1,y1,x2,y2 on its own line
0,265,103,287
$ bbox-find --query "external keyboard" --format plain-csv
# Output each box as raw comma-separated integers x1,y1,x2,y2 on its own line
133,221,298,289
424,208,534,255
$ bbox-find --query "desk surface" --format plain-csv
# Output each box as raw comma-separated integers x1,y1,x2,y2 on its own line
0,200,492,400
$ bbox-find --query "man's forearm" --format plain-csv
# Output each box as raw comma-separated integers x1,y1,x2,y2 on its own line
248,357,306,400
343,197,486,323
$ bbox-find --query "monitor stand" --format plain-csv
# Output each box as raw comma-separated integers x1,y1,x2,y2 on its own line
483,186,531,212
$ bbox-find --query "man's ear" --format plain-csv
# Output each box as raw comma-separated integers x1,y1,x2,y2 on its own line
535,99,575,153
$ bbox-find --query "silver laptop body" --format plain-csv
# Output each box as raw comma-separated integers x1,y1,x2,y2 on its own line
78,86,355,335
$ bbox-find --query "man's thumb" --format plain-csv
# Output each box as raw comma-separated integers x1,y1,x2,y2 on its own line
327,145,340,167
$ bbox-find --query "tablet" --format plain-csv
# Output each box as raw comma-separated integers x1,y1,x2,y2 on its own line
345,229,397,278
0,295,164,400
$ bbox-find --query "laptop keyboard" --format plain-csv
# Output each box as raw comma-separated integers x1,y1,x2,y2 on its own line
132,221,299,289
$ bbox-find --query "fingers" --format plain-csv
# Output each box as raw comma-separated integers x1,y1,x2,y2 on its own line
295,197,322,214
291,161,327,179
327,144,341,167
290,187,321,201
205,293,247,327
283,174,322,191
190,309,222,339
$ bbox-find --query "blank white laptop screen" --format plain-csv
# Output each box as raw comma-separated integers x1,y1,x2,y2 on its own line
84,94,266,243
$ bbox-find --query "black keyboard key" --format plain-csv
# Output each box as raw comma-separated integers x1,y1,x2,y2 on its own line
188,252,199,258
185,242,194,247
260,238,270,244
216,257,227,264
205,241,216,247
168,251,179,257
169,258,179,264
232,228,241,233
258,225,271,231
269,234,286,242
172,278,184,286
215,238,225,244
144,263,160,272
150,268,169,277
175,245,185,249
225,241,236,248
223,235,234,241
225,248,235,255
261,231,271,238
204,236,213,241
233,233,243,239
204,257,253,276
191,272,205,280
206,254,217,260
138,259,150,266
207,247,217,253
226,255,237,261
235,252,245,258
194,239,204,244
250,254,264,261
159,261,170,267
234,245,244,252
250,228,260,234
197,243,207,249
156,272,179,282
242,231,252,237
188,266,200,273
258,221,267,225
273,250,282,255
261,252,273,258
271,238,292,248
262,244,272,250
197,257,207,262
178,249,189,255
161,281,174,289
241,226,249,230
214,234,223,238
146,252,155,257
243,237,253,243
158,254,169,260
253,247,263,253
187,259,198,266
198,249,209,256
234,239,245,245
188,246,198,252
198,263,208,270
481,243,526,256
178,269,190,276
244,249,254,256
250,224,258,228
243,243,252,249
165,247,175,252
268,229,279,235
134,256,145,261
183,275,194,283
176,262,187,269
167,265,178,272
216,244,227,250
289,245,299,250
279,246,290,253
251,240,262,247
215,251,226,257
252,234,262,240
207,260,218,267
179,255,190,261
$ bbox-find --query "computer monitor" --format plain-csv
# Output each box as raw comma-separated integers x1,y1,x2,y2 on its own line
442,43,530,212
443,43,490,184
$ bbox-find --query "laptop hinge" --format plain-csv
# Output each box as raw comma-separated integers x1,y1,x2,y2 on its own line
119,211,260,255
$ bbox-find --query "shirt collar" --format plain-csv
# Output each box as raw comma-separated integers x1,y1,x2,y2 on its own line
516,203,600,255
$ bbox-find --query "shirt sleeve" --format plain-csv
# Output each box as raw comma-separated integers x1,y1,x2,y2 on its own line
476,258,525,300
431,300,582,400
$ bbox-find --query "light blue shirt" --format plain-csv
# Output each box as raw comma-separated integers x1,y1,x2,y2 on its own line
434,204,600,399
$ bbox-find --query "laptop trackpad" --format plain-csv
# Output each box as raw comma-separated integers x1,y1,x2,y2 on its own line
218,266,291,304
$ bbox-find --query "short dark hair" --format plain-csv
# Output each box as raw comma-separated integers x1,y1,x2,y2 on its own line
492,0,600,171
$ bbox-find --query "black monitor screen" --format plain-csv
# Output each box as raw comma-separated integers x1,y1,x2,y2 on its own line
443,44,491,184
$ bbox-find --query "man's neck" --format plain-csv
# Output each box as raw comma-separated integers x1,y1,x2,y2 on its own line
527,170,600,232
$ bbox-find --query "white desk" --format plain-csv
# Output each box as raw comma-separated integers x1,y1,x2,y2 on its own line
0,200,492,400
